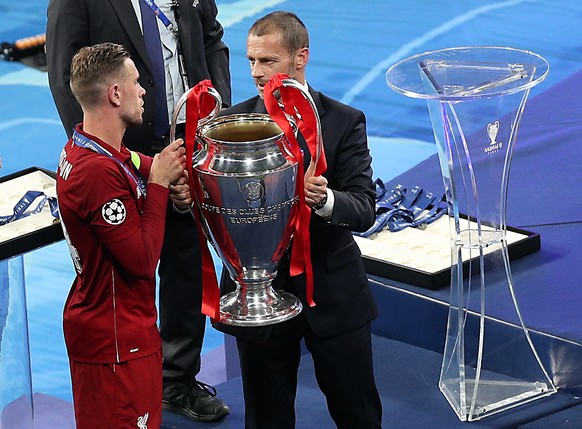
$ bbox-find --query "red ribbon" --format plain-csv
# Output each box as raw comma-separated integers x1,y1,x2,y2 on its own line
263,73,327,307
184,80,220,320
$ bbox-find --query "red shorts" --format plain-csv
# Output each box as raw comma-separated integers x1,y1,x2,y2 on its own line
69,349,162,429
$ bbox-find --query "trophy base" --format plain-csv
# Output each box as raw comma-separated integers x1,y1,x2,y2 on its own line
219,287,303,327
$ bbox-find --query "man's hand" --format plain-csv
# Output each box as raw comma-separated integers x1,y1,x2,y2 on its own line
149,139,186,188
304,161,328,209
170,171,192,211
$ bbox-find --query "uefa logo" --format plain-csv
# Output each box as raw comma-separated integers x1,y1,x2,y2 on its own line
484,120,503,155
242,180,264,205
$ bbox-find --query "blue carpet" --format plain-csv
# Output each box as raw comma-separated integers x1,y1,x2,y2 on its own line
162,336,582,429
519,404,582,429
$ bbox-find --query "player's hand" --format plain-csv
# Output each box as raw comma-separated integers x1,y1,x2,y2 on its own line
149,139,186,187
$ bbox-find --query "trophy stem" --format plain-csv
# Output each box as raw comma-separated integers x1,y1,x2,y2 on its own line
219,280,303,327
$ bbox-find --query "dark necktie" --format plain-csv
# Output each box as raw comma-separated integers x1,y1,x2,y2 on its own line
140,0,169,138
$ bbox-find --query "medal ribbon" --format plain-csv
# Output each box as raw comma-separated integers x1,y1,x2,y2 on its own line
184,80,221,320
0,190,58,226
72,127,147,197
353,180,447,237
263,73,327,307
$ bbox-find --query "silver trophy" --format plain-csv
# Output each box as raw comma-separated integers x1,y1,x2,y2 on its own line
171,80,322,326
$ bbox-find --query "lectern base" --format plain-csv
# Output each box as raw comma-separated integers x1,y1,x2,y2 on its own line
441,377,554,422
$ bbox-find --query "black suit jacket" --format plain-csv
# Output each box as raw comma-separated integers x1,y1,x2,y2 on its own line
215,90,379,341
46,0,231,156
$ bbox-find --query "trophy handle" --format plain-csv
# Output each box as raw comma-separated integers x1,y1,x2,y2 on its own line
279,78,324,169
169,85,222,145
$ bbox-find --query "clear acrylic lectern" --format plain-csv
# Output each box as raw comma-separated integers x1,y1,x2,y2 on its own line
385,46,556,421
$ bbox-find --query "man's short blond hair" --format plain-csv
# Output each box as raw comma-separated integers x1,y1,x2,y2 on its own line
70,42,130,108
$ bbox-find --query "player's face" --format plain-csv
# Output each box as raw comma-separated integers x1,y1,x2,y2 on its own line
247,32,299,99
119,59,145,127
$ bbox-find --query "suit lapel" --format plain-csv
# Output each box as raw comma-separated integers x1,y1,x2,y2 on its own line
109,0,152,74
176,0,192,57
176,0,205,85
308,86,325,118
253,97,268,114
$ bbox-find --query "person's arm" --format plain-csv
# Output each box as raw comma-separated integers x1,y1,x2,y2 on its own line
84,166,168,279
46,0,88,137
327,110,376,232
199,0,231,107
88,140,186,278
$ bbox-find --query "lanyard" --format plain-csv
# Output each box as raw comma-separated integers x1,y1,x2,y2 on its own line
0,190,59,226
141,0,177,36
72,129,147,198
142,0,190,89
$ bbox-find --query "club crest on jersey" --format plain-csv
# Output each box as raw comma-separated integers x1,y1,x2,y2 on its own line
102,199,126,225
137,412,149,428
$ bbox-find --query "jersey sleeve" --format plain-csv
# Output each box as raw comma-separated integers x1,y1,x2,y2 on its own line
83,161,169,279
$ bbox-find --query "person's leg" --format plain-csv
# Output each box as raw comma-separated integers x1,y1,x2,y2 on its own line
158,206,229,421
306,323,382,429
236,318,303,429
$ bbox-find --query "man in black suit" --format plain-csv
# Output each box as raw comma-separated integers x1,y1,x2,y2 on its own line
216,11,382,429
46,0,230,422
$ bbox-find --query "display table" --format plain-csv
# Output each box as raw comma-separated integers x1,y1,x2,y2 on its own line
0,167,62,428
354,213,540,290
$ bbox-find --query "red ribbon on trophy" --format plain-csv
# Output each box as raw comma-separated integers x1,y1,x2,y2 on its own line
184,79,221,320
263,73,327,308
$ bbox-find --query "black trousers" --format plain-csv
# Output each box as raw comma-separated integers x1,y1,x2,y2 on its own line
158,200,205,384
236,316,383,429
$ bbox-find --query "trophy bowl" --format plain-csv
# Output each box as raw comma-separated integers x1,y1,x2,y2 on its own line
194,113,303,326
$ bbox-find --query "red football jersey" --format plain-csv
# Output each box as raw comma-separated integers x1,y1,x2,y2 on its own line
57,126,168,364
